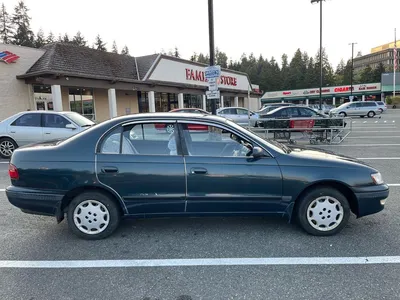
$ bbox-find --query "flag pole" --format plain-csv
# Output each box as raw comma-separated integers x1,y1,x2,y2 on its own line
394,28,397,99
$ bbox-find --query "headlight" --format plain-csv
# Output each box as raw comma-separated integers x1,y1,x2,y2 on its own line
371,172,384,185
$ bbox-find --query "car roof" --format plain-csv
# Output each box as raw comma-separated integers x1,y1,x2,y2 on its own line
111,112,228,123
17,110,75,115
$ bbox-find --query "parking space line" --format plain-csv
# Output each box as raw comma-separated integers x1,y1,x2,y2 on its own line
0,189,4,192
357,157,400,160
0,162,8,164
320,144,400,147
349,136,400,139
388,184,400,187
1,256,400,269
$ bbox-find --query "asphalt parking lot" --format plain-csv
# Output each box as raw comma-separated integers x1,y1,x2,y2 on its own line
1,111,400,300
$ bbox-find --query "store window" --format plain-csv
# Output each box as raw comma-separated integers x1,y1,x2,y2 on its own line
138,91,149,113
69,88,95,120
184,94,202,109
33,84,53,111
155,92,170,112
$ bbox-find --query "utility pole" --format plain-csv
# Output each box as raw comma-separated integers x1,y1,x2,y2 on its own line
311,0,325,111
208,0,217,115
349,42,357,101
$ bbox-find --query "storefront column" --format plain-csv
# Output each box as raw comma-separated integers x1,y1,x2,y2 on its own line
234,96,239,107
362,95,366,101
332,97,336,105
202,95,206,110
51,85,63,111
148,91,155,112
107,88,117,118
220,96,224,108
178,93,184,108
305,99,309,106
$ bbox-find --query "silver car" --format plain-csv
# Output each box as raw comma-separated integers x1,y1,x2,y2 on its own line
0,111,95,159
330,101,381,118
217,107,259,127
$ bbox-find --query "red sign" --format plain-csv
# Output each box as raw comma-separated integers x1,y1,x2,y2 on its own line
334,86,354,92
185,68,237,86
283,91,291,95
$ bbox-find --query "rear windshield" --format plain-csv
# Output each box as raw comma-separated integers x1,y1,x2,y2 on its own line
64,112,95,127
377,101,384,105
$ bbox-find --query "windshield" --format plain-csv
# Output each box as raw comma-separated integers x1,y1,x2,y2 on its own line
65,112,95,127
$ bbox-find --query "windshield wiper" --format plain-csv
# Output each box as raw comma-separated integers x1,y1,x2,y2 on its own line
267,139,291,154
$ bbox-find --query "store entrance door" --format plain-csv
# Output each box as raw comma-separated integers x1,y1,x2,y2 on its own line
35,100,54,111
168,93,179,111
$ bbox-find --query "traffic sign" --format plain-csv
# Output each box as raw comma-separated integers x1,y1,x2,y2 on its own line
208,78,218,91
205,65,221,79
206,90,220,99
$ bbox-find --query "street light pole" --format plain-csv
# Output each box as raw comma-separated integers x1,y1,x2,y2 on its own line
349,42,357,101
311,0,325,111
208,0,217,115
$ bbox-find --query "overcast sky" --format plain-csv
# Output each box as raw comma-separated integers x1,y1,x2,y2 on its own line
2,0,399,69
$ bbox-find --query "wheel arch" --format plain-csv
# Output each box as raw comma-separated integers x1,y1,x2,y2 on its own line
290,180,359,222
0,135,19,146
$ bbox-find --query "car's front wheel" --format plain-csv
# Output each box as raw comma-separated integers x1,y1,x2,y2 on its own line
67,191,121,240
367,111,375,118
297,187,350,236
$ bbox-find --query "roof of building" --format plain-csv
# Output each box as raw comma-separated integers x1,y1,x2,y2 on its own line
18,43,146,81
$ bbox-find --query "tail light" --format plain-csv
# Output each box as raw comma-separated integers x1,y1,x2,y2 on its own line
9,164,19,180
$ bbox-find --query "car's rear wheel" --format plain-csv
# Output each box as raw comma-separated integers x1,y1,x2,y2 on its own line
367,111,375,118
0,138,17,159
297,187,350,236
67,191,121,240
338,112,346,117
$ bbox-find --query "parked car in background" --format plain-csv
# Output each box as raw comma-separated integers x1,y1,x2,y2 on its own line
375,101,387,113
170,108,210,114
329,101,382,118
258,103,295,115
5,113,388,239
217,107,259,127
0,111,95,159
259,106,327,122
260,103,294,110
309,104,335,114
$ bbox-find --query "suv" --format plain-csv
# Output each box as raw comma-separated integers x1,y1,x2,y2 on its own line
330,101,381,118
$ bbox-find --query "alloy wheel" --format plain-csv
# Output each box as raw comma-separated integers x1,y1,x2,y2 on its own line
0,140,15,158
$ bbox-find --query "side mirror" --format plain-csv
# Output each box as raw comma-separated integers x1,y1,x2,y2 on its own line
66,124,77,130
252,146,264,158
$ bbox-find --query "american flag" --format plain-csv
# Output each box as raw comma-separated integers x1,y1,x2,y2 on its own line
0,51,20,64
395,42,398,72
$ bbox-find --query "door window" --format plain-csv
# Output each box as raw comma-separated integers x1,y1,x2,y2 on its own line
219,108,236,115
180,123,254,157
236,108,248,115
298,108,318,117
43,114,71,128
11,113,41,127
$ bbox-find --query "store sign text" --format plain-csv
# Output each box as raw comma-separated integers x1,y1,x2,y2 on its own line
334,86,354,92
185,68,237,86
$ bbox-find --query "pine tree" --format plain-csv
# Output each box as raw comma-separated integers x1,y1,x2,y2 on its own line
111,40,118,53
34,28,45,48
190,52,197,62
372,62,385,82
62,33,70,43
11,0,34,47
215,48,228,68
0,3,14,44
121,45,129,55
46,31,55,44
72,31,86,46
174,46,180,58
94,34,106,51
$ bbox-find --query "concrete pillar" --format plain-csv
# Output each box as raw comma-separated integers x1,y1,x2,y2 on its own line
220,96,224,108
362,95,366,101
148,91,155,112
107,88,117,118
281,100,284,103
305,99,309,106
202,95,207,111
332,97,336,105
234,96,239,107
178,93,184,108
51,85,63,111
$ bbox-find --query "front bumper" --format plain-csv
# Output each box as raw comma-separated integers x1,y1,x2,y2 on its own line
352,184,389,218
6,186,64,217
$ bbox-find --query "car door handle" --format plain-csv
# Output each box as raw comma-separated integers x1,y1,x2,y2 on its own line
101,166,119,173
190,168,208,175
10,131,16,133
45,132,51,135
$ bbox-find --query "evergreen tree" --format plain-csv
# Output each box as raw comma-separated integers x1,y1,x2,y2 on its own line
288,49,307,89
62,33,70,43
111,40,118,53
280,54,290,89
190,52,197,62
215,48,228,68
72,31,86,46
94,34,107,51
121,45,129,55
46,31,55,44
372,62,385,82
11,0,34,47
359,65,374,83
197,53,209,64
0,3,14,44
174,46,180,58
34,28,45,48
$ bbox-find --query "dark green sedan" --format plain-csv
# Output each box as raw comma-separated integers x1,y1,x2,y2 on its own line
5,113,388,239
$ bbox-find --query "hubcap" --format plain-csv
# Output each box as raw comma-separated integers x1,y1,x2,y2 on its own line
306,196,344,231
73,200,110,235
0,141,14,157
166,125,174,133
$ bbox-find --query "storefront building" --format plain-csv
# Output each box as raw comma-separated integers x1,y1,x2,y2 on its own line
1,43,261,122
261,83,383,106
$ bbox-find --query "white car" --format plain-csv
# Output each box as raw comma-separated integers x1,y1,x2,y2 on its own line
0,111,95,159
375,101,387,113
329,101,382,118
217,107,260,127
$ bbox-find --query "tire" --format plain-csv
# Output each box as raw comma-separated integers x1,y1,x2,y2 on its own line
0,137,18,159
367,111,375,118
338,112,346,117
296,187,350,236
67,191,121,240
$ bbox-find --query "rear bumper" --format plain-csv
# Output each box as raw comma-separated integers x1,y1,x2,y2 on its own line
353,184,389,217
6,186,64,217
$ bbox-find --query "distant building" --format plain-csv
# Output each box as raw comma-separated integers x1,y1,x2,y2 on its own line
354,41,400,73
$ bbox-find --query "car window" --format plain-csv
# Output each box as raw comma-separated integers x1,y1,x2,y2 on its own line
298,108,317,117
377,101,384,105
11,113,41,127
219,108,235,115
180,123,253,157
43,114,71,128
236,108,248,115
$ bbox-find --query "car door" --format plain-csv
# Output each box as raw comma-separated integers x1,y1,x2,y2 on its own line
42,113,78,141
179,121,284,214
218,108,238,122
96,121,186,216
7,113,43,146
